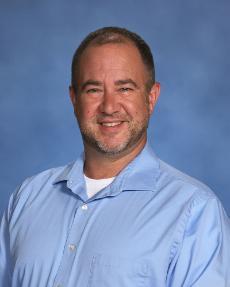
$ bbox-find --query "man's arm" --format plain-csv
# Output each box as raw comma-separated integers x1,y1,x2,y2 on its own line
0,195,14,287
167,195,230,287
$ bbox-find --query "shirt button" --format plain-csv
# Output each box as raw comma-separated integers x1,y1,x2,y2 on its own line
68,244,76,251
81,204,88,210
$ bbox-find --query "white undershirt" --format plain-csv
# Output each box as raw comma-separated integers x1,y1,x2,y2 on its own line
84,175,115,198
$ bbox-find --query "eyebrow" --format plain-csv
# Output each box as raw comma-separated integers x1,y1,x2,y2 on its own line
81,80,103,91
114,79,139,88
80,78,139,91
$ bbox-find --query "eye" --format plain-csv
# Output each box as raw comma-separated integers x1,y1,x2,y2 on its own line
119,87,133,93
86,88,101,94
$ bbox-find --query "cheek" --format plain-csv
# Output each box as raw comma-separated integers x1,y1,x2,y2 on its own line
124,99,148,118
80,110,95,121
76,99,99,119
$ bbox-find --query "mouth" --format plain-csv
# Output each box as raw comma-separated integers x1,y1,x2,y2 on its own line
97,120,127,133
100,122,123,127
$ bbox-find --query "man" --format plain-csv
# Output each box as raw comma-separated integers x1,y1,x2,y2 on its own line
0,27,229,286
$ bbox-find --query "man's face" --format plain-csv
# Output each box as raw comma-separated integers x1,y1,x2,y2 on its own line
70,42,160,156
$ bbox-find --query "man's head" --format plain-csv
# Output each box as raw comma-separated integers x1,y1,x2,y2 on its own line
71,27,155,94
69,27,160,157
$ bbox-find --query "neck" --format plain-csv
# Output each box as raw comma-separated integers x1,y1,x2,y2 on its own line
83,137,147,179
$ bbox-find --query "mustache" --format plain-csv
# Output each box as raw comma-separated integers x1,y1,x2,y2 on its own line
96,113,130,122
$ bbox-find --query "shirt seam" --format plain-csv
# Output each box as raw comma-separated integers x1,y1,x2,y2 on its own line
167,189,214,264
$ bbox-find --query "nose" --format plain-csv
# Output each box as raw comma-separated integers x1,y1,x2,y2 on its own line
99,88,120,115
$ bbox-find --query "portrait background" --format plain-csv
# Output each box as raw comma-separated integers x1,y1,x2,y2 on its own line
0,0,229,215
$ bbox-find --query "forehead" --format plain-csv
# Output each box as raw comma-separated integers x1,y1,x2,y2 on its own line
77,42,148,83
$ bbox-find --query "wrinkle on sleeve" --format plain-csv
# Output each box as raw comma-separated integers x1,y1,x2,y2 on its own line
0,193,15,287
167,194,230,287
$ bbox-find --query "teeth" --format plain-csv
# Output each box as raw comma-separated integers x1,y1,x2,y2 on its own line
101,122,121,127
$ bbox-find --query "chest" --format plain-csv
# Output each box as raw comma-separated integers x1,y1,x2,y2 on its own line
10,190,180,287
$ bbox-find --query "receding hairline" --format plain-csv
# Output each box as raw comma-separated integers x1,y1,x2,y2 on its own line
77,38,147,67
71,27,155,92
74,41,153,93
84,32,132,46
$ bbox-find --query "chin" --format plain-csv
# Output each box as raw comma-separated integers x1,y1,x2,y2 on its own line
96,140,129,155
85,133,135,154
82,125,147,156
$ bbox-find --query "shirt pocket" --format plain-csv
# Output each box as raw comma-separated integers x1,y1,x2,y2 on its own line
87,253,150,287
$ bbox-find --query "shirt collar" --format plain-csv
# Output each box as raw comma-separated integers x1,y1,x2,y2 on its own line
109,142,161,196
53,142,161,200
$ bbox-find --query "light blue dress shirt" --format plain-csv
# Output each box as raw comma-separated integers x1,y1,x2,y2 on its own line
0,143,230,286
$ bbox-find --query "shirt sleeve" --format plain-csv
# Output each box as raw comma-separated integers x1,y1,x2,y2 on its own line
167,194,230,287
0,194,14,287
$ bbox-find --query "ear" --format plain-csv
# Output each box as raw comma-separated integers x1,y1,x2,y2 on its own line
148,82,160,115
69,85,77,106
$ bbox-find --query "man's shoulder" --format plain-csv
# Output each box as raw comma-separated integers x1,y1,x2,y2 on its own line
155,157,216,202
159,159,211,191
10,161,76,210
21,161,76,188
132,144,215,202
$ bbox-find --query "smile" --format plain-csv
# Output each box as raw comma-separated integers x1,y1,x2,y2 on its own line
100,122,123,127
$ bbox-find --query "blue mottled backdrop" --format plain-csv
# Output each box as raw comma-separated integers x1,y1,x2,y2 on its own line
0,0,229,215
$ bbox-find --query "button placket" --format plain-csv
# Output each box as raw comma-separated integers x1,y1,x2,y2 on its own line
81,204,88,210
68,244,76,251
53,202,91,286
